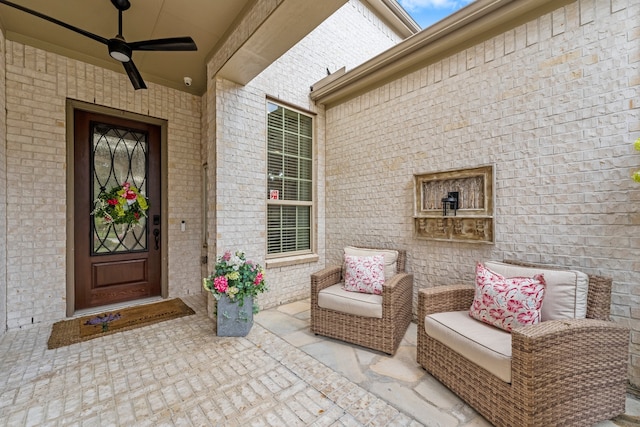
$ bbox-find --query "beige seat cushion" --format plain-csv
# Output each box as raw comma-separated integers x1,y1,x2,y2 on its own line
318,283,383,318
425,311,512,383
484,261,589,320
344,246,399,280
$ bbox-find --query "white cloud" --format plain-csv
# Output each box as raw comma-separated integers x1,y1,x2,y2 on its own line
398,0,473,12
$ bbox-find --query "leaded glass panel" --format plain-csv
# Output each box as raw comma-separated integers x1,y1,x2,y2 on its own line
91,123,148,254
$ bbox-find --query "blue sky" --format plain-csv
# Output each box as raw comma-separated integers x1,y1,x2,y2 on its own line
398,0,475,29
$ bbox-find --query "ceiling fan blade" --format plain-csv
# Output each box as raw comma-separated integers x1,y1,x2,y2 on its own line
0,0,108,46
129,37,197,52
122,60,147,90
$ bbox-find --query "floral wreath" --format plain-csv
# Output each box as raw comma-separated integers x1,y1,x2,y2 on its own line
91,182,149,226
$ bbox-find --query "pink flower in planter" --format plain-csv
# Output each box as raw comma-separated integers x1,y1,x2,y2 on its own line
213,276,228,293
254,272,263,285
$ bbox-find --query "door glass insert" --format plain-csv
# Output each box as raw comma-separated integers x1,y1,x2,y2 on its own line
91,123,148,254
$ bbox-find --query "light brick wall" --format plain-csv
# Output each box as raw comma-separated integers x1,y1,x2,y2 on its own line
206,0,403,309
0,31,7,335
4,41,202,328
323,1,640,385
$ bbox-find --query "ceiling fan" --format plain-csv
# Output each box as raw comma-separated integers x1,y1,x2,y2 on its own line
0,0,198,90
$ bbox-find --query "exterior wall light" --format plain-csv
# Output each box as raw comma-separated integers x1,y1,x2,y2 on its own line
442,192,459,216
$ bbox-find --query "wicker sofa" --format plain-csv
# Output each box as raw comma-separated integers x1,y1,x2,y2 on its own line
417,260,629,427
310,247,413,355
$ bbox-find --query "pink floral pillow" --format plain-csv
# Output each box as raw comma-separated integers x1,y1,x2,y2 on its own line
469,262,546,332
342,255,385,295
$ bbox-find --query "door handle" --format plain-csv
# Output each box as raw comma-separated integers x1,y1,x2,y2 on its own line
153,228,160,250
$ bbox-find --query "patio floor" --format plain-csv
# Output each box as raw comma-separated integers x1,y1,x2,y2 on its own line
0,294,638,426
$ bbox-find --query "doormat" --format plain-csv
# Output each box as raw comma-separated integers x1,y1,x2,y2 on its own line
47,298,195,349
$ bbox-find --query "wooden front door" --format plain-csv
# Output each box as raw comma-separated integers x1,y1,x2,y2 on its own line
74,110,162,310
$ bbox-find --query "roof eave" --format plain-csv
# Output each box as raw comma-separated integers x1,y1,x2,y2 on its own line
365,0,421,38
311,0,570,107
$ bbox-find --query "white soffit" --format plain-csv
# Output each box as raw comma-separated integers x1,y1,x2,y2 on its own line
216,0,348,85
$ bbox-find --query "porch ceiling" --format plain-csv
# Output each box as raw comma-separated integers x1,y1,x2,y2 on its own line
0,0,260,95
0,1,417,96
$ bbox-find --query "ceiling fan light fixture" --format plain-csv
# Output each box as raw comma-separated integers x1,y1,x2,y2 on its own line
108,38,132,62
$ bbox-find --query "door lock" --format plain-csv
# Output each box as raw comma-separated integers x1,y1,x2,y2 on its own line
153,228,160,250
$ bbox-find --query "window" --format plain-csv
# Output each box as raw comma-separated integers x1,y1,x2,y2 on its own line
266,101,313,256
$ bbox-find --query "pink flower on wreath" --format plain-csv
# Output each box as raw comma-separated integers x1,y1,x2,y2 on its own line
222,251,232,262
254,272,263,286
124,189,137,200
213,276,228,293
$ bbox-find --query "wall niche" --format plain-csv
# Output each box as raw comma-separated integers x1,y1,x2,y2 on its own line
413,165,494,243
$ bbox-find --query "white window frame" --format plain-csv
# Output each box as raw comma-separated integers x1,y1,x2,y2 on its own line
266,100,315,259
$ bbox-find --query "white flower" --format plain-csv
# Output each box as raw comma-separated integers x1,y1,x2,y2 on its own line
230,253,243,269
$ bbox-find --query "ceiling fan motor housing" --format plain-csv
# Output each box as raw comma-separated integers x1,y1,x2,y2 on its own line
108,36,132,62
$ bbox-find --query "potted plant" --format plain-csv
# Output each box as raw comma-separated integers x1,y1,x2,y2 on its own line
203,250,268,336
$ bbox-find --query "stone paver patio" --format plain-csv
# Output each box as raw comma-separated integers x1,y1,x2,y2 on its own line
0,294,638,426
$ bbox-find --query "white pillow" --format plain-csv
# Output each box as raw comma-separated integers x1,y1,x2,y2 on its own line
484,261,589,321
344,246,399,280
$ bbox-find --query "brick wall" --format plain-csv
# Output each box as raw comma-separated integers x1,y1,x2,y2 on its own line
205,0,404,309
0,31,7,335
4,41,202,328
323,0,640,385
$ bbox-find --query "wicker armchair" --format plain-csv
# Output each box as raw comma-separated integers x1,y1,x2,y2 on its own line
310,248,413,355
417,260,630,427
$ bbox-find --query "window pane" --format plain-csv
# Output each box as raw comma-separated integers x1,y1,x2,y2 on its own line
300,115,312,138
267,206,282,254
297,228,310,249
267,205,281,225
267,178,282,199
300,158,312,180
284,132,298,156
299,181,312,202
284,155,298,179
284,109,298,133
267,229,281,253
282,229,297,253
296,206,311,250
297,206,310,227
300,136,312,158
268,152,283,174
267,128,283,152
282,206,297,228
283,179,298,200
267,103,283,130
